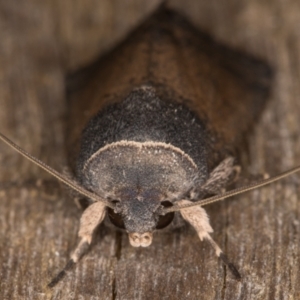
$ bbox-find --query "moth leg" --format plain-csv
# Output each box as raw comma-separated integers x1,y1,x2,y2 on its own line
48,201,106,288
178,199,241,280
194,157,240,198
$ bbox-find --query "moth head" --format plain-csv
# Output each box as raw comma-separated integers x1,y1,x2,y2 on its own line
107,188,174,247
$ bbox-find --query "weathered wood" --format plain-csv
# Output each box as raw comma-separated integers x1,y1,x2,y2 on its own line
0,0,300,299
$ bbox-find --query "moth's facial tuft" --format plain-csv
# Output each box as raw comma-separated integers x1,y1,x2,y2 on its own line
128,232,153,247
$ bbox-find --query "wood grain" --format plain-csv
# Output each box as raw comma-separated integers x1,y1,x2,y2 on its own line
0,0,300,299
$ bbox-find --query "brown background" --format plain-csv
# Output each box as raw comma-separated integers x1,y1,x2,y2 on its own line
0,0,300,299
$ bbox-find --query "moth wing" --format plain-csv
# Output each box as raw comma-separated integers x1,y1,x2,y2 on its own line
145,9,272,164
66,8,272,169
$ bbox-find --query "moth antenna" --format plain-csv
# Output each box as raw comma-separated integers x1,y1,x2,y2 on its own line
48,201,106,287
0,132,114,208
164,165,300,213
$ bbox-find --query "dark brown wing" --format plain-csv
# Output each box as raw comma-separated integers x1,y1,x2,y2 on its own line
66,7,272,170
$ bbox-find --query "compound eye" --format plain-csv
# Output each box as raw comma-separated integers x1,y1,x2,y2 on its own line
156,201,174,230
107,206,125,229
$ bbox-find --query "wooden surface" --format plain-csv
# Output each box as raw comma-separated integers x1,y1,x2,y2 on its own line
0,0,300,299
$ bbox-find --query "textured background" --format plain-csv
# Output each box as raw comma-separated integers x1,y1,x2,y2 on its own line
0,0,299,299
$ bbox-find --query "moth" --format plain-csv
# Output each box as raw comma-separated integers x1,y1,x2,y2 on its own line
1,7,299,288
